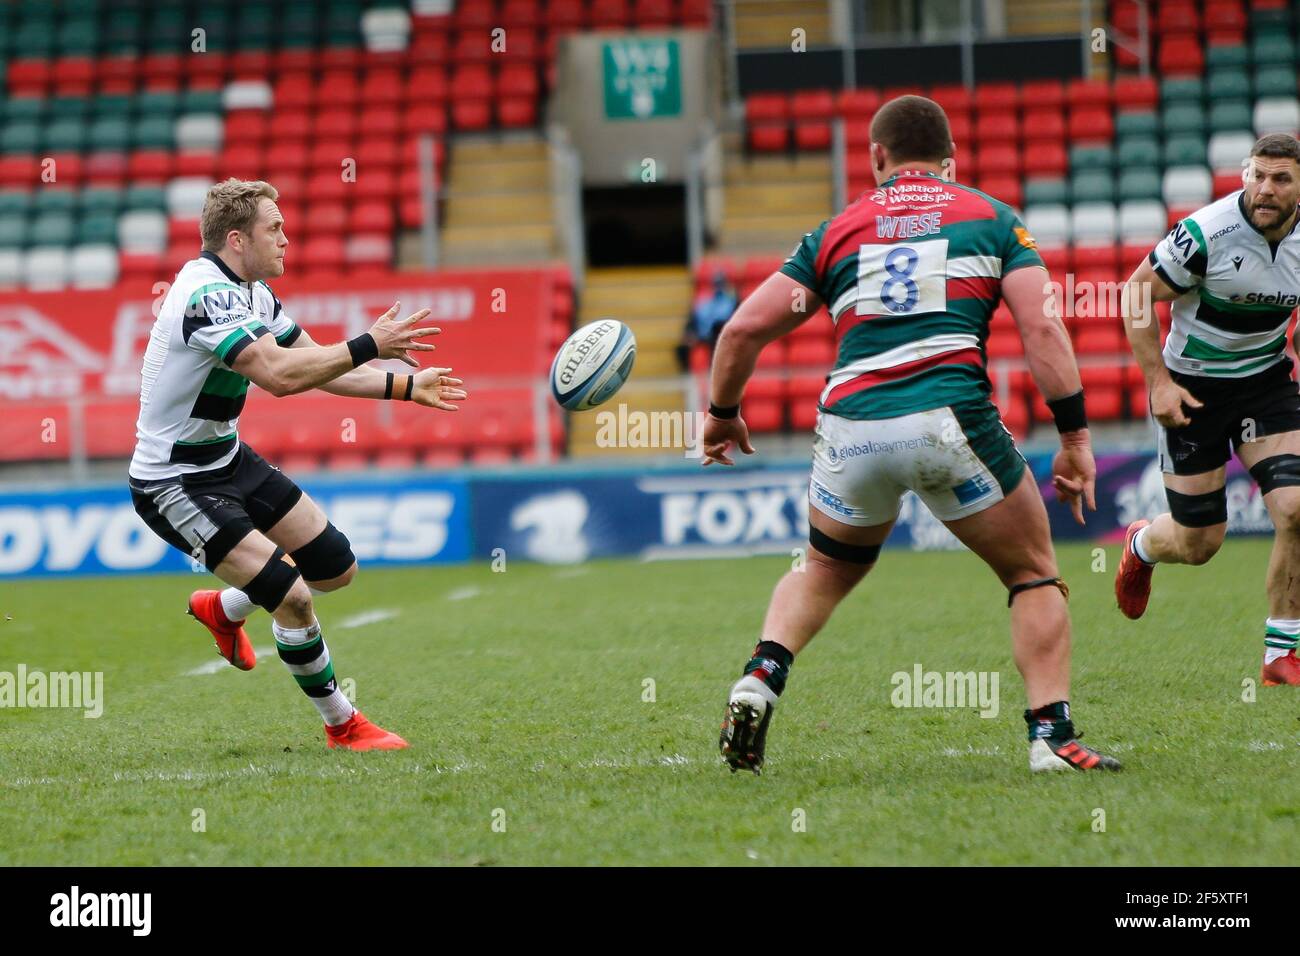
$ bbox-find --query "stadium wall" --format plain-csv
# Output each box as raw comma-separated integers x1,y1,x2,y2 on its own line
0,452,1273,579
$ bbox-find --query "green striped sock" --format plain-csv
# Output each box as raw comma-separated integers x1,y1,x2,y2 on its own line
273,620,354,726
1265,618,1299,664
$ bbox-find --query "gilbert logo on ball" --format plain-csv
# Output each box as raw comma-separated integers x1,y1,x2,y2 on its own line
550,319,637,411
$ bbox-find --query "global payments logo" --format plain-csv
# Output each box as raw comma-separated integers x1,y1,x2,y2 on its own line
830,435,938,462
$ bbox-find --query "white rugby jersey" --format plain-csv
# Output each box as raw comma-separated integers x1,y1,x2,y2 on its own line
1150,191,1300,378
128,252,301,480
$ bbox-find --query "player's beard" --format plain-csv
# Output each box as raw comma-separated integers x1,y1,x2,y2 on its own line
1248,193,1288,229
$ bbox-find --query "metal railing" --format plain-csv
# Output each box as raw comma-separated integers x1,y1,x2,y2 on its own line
547,124,587,296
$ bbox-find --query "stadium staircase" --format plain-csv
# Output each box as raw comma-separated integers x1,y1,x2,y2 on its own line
566,265,695,458
1005,0,1089,36
423,134,559,267
719,152,834,253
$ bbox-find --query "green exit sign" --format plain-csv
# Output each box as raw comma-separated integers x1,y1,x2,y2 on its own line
602,37,682,120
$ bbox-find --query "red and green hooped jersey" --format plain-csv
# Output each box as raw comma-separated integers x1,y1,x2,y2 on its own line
779,170,1044,420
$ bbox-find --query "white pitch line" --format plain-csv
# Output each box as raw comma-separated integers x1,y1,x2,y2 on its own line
337,608,400,630
445,586,481,601
183,647,275,676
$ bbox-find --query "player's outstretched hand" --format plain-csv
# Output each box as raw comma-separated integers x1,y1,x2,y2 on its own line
1149,377,1203,429
701,413,755,466
1051,429,1097,526
369,301,440,367
409,367,466,411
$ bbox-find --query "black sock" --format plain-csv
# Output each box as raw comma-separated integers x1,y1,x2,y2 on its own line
1024,700,1074,742
742,640,794,696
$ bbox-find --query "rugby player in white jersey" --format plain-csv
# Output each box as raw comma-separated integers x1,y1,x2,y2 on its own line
702,96,1121,774
129,179,466,749
1117,134,1300,687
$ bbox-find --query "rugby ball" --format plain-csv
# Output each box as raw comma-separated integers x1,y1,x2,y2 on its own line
550,319,637,411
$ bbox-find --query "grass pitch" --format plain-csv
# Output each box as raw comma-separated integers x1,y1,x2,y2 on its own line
2,539,1298,866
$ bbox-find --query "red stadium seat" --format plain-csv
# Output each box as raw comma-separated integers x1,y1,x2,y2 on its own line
360,68,404,107
274,110,313,142
746,94,788,124
498,98,538,128
1020,79,1064,110
794,122,831,151
1080,366,1124,421
406,66,450,103
224,110,269,145
1158,1,1200,33
836,88,880,117
975,113,1018,144
979,176,1022,208
1022,108,1065,144
305,202,348,236
451,98,493,131
975,143,1020,177
1069,107,1114,142
745,399,785,433
313,109,358,139
1066,78,1112,110
1112,75,1158,110
547,0,588,30
749,123,789,152
1159,35,1204,74
976,82,1019,112
6,59,50,95
318,70,361,107
634,0,675,27
679,0,713,25
590,0,631,28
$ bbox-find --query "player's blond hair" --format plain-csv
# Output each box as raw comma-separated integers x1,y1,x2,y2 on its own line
200,179,279,252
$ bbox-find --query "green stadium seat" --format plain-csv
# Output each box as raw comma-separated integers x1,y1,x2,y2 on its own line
1205,45,1248,69
77,211,119,245
1162,103,1205,136
104,14,142,52
0,191,32,217
32,188,78,215
1118,168,1163,201
180,89,224,113
1206,69,1251,100
1115,111,1159,137
11,22,55,58
57,18,100,55
1023,178,1069,205
0,121,41,154
94,95,135,119
44,118,87,153
132,115,175,150
1160,76,1204,103
1251,35,1295,66
1163,134,1207,166
146,13,188,52
28,211,75,247
1253,66,1297,99
88,116,132,151
281,7,319,47
1208,100,1254,134
0,216,28,248
2,97,45,122
80,187,123,215
137,90,181,116
1117,136,1160,167
125,184,167,211
49,96,90,120
1071,170,1114,203
1070,144,1114,171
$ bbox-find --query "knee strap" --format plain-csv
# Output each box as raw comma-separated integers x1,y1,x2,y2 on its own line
243,548,302,613
808,526,881,564
1166,486,1228,528
1249,454,1300,495
290,522,355,583
1007,577,1069,607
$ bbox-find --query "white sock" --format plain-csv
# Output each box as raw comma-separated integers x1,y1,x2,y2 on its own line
1131,526,1157,565
730,674,779,707
272,619,355,726
1264,618,1300,664
220,588,258,622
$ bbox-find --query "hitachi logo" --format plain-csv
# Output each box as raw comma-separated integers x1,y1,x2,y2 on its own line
1243,291,1300,306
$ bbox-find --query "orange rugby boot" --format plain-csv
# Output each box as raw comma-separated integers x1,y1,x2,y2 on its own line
187,589,256,670
1261,650,1300,687
324,711,409,751
1115,519,1155,620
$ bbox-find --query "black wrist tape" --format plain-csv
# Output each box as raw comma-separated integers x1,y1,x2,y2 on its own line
403,375,414,401
346,333,379,368
709,402,740,420
384,371,395,400
1047,389,1087,433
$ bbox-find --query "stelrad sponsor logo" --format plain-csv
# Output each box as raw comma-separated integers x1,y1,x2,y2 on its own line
1242,290,1300,306
49,886,151,936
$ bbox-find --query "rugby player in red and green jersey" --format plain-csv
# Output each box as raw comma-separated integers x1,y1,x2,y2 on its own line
704,96,1121,774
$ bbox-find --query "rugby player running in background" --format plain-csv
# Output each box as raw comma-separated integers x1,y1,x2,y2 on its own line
1116,135,1300,687
703,96,1121,774
129,179,467,749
